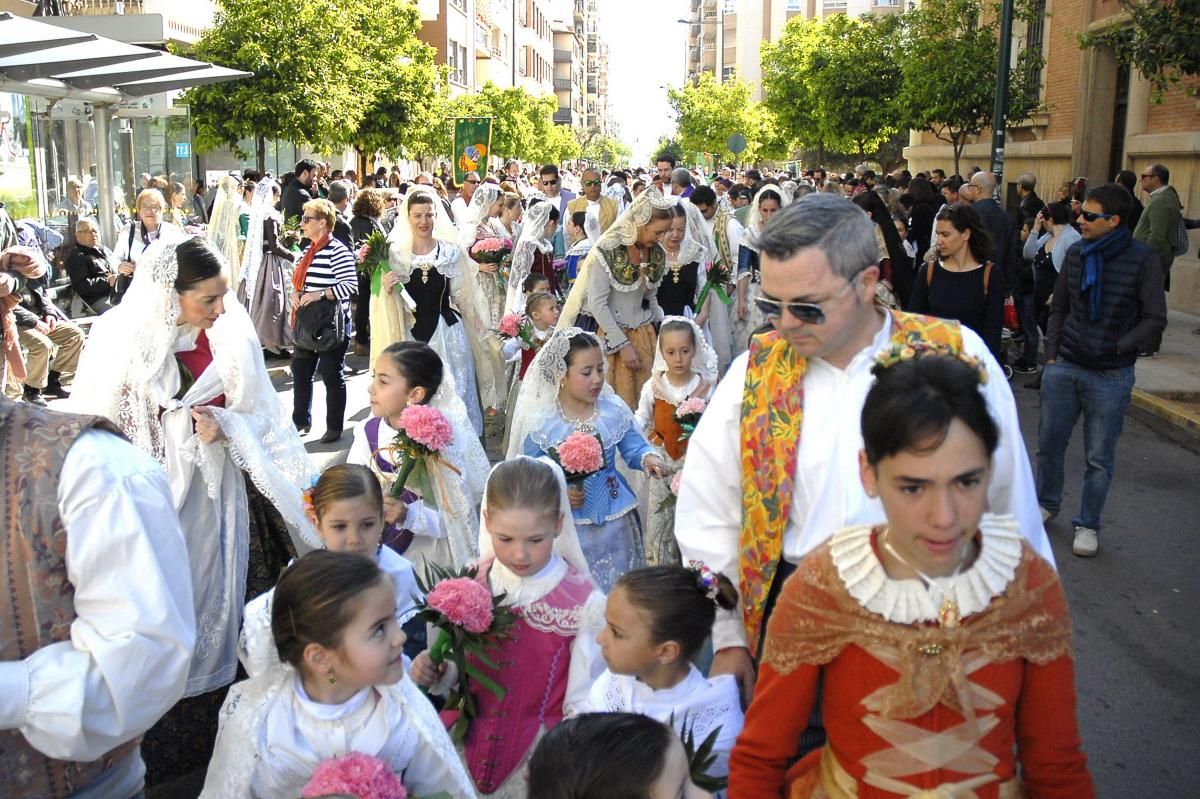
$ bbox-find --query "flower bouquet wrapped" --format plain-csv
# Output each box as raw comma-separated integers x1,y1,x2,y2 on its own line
656,469,684,516
496,312,535,348
301,752,452,799
547,430,605,487
415,565,517,742
378,405,455,507
675,396,707,441
469,237,512,265
696,256,734,307
356,229,390,296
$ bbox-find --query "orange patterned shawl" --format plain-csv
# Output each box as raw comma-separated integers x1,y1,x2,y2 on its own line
738,310,964,653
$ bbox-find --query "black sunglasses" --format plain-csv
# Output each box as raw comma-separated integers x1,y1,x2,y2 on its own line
541,178,559,185
1078,210,1115,222
754,275,861,325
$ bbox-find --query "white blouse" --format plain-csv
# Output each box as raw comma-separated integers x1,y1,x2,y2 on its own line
583,665,744,777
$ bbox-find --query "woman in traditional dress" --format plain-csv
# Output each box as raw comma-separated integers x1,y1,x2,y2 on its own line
370,186,503,435
732,185,786,357
559,186,675,409
729,352,1094,798
492,191,523,242
505,199,557,314
459,181,506,329
240,178,295,355
658,200,716,330
208,174,244,293
70,236,318,786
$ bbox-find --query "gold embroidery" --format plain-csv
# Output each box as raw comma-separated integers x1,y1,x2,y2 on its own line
604,244,666,287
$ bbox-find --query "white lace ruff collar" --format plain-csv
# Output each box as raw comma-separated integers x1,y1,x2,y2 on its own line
829,513,1024,625
489,552,568,607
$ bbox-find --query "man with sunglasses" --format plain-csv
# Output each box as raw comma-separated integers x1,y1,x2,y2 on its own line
675,194,1049,712
450,171,480,226
567,168,618,237
1132,163,1183,357
1038,184,1166,558
539,164,575,257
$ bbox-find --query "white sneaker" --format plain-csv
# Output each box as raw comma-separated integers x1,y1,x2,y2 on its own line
1040,506,1056,523
1072,526,1099,557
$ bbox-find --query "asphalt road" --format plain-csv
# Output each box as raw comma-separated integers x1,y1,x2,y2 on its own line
1007,375,1200,797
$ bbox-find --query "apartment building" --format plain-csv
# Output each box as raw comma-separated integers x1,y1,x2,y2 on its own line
420,0,553,97
550,0,586,129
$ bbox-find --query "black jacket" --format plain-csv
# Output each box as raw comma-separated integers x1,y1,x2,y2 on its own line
972,198,1016,290
65,243,114,302
281,181,314,224
1045,237,1167,370
350,215,383,246
14,273,65,328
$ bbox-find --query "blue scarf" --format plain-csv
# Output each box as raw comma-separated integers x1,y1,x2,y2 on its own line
1079,226,1132,321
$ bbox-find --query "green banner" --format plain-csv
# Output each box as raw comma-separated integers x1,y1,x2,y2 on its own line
453,117,493,185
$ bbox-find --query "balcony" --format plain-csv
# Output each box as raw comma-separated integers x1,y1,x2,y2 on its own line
554,48,572,63
475,22,491,57
65,0,147,12
554,107,573,124
554,77,572,91
39,0,217,47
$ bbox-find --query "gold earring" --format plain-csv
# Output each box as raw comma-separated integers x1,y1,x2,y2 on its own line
327,671,337,685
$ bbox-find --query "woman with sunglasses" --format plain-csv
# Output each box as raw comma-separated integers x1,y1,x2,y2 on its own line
113,188,184,302
732,186,787,357
907,203,1004,361
290,199,359,444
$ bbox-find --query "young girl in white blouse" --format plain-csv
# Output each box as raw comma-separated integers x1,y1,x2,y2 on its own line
585,563,745,783
411,456,607,798
238,464,423,678
200,550,475,799
348,341,490,573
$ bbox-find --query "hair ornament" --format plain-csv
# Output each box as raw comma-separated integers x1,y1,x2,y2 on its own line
301,473,320,516
686,560,721,604
873,339,989,385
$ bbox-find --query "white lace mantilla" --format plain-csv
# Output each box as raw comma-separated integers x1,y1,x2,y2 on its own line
829,513,1024,625
394,241,462,284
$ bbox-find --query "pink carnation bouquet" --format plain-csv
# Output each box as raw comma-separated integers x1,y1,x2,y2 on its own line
469,236,512,265
356,229,390,296
381,405,454,507
675,396,708,441
414,566,517,742
496,312,535,348
301,752,408,799
548,430,605,487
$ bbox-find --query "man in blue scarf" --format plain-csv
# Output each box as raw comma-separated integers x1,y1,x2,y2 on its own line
1038,183,1167,558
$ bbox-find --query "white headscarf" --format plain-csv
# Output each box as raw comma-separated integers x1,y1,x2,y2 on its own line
208,175,244,288
239,177,279,303
743,184,790,254
457,183,503,251
651,315,718,387
506,199,555,313
477,456,592,580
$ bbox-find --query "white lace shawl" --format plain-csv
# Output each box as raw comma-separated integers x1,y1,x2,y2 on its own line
198,670,476,799
240,177,279,303
457,183,502,251
506,199,555,314
70,237,319,550
649,316,718,389
208,175,244,288
742,185,789,254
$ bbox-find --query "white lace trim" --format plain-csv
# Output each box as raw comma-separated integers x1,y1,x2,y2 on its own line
829,513,1024,625
490,554,569,606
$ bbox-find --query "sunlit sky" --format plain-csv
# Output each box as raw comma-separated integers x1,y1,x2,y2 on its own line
601,0,688,165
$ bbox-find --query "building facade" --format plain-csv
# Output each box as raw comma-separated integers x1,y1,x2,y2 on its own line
903,0,1200,314
419,0,554,98
550,0,586,129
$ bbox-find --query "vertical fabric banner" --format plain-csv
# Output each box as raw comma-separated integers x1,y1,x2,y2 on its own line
453,117,493,185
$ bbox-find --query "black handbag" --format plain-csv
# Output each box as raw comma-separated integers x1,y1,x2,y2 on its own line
292,297,346,352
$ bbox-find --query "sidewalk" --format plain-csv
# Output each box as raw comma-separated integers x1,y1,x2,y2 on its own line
1128,308,1200,445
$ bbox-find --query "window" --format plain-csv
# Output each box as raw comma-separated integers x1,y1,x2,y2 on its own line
448,40,466,84
722,66,735,81
723,0,736,12
787,0,801,9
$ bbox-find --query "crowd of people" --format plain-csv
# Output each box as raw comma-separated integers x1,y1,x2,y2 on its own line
1,145,1188,799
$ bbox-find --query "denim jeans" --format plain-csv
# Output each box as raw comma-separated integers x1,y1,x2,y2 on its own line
1036,360,1135,531
291,338,349,432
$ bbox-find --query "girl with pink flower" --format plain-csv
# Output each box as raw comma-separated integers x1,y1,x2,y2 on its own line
200,551,475,799
348,342,491,575
507,329,668,593
238,464,425,679
634,317,719,566
411,457,607,799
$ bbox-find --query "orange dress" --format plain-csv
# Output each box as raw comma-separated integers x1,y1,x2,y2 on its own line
729,517,1094,799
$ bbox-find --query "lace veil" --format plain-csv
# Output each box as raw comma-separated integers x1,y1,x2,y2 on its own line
239,177,278,303
208,175,244,288
651,315,718,387
504,327,617,460
71,236,319,549
506,199,554,313
457,183,502,250
742,184,790,254
560,186,675,329
669,196,712,268
426,367,489,565
477,455,592,580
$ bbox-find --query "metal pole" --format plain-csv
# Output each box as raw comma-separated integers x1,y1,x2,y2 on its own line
93,104,117,247
990,0,1015,192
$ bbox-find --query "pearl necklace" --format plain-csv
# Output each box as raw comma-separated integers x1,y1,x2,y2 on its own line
556,398,599,432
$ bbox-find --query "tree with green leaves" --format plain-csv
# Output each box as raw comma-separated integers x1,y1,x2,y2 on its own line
581,134,632,166
668,73,789,164
181,0,433,172
445,83,563,165
1082,0,1200,100
653,136,685,164
897,0,1044,177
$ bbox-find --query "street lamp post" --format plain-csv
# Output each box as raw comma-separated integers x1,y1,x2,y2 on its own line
990,0,1015,193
